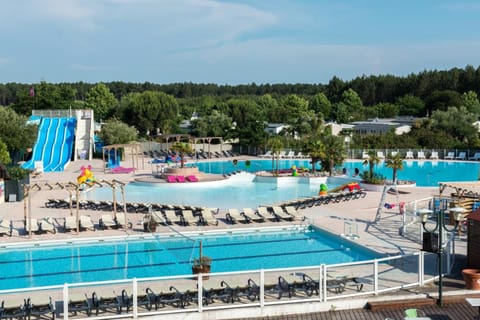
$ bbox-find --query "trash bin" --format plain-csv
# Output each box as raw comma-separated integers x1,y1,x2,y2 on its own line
80,150,87,160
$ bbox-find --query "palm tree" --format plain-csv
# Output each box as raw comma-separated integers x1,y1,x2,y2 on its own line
320,134,346,176
385,152,404,184
170,141,193,168
362,151,382,180
302,136,324,173
266,136,283,175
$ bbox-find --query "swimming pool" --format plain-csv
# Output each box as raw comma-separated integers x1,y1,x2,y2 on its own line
86,172,338,209
193,159,480,187
0,227,380,290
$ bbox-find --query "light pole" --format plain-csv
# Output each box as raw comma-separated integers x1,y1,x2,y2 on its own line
420,205,466,306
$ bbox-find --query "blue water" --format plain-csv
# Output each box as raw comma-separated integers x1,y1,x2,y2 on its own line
0,227,380,290
86,172,324,209
192,159,480,187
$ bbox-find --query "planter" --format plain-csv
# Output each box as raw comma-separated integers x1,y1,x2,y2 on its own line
143,220,157,232
462,269,480,290
192,264,211,279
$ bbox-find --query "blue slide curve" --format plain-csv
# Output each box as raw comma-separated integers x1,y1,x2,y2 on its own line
22,118,53,170
23,117,77,172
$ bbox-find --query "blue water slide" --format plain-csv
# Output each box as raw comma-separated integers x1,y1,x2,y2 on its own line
51,118,76,172
40,118,61,171
44,118,76,172
22,118,51,170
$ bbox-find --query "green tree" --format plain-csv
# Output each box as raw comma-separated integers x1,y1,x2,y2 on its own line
462,90,480,115
431,106,477,145
0,139,11,165
191,110,233,138
85,83,118,121
98,119,138,145
319,134,346,176
385,152,404,184
0,107,37,159
309,93,332,120
170,142,193,168
396,94,425,116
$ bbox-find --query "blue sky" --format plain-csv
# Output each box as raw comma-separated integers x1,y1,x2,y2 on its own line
1,0,479,85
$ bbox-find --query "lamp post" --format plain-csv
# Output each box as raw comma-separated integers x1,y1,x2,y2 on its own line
420,206,466,306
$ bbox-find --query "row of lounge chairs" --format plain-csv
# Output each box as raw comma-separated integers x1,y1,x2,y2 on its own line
0,296,55,320
225,206,304,224
277,189,367,210
145,208,219,229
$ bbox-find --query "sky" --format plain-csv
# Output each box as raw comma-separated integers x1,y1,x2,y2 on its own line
1,0,480,85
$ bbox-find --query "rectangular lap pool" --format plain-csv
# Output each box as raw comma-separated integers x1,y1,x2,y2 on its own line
0,226,382,290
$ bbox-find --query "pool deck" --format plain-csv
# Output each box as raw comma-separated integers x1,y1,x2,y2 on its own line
0,156,475,319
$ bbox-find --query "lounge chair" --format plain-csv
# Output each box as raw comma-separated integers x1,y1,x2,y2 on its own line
283,206,305,221
25,218,39,234
186,175,198,182
0,297,28,319
91,289,122,315
405,151,414,159
99,214,118,230
226,209,248,224
146,282,193,309
417,151,426,159
257,207,277,221
176,175,187,183
430,151,439,159
456,151,467,160
116,214,133,229
200,208,219,226
166,175,177,183
271,206,294,221
361,151,369,159
67,293,91,316
0,219,12,236
376,151,385,160
163,210,183,225
64,216,77,232
120,288,153,312
242,208,265,222
444,151,455,160
469,152,480,160
285,151,295,158
79,215,95,231
180,210,199,225
39,217,56,234
26,295,55,320
259,150,272,158
390,151,398,157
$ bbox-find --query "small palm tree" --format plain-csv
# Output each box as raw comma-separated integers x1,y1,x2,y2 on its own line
320,135,346,176
302,138,324,174
385,152,404,184
170,142,193,168
362,151,382,180
266,136,283,175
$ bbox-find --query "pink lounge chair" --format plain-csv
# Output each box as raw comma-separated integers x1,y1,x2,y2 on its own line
176,175,186,183
186,175,198,182
166,175,177,183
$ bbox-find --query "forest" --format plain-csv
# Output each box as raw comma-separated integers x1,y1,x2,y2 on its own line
1,64,480,158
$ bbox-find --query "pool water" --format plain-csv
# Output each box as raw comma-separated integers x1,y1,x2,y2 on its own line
0,227,380,290
193,159,480,187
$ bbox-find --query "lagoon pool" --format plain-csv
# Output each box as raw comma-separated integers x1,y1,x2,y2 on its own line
0,227,381,290
192,159,480,187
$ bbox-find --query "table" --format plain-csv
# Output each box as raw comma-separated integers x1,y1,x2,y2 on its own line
466,298,480,319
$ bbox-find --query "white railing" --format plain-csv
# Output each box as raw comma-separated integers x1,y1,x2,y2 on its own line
0,251,447,319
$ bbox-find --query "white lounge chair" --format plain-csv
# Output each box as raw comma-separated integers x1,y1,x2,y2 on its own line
181,210,199,226
469,152,480,161
163,210,182,225
258,207,277,221
283,206,305,221
242,208,265,222
285,151,295,159
25,218,39,234
226,209,248,224
456,152,467,160
278,151,287,158
361,151,369,159
430,151,439,159
99,214,118,230
0,219,12,236
200,208,219,226
405,151,414,159
417,151,426,159
271,206,294,221
296,151,306,158
39,217,56,234
376,151,385,160
116,214,132,229
444,152,455,160
390,151,398,157
79,215,95,231
64,216,77,232
259,150,271,158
